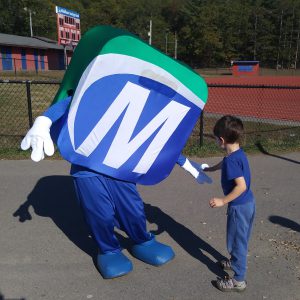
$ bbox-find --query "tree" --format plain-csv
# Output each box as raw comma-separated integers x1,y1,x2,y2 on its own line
0,0,299,68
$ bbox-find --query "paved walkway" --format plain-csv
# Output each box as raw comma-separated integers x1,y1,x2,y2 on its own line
1,152,300,300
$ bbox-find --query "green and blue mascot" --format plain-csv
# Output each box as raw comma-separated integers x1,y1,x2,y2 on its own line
21,26,211,279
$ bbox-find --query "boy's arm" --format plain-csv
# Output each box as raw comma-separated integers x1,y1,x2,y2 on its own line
20,97,72,162
204,161,223,172
209,176,246,208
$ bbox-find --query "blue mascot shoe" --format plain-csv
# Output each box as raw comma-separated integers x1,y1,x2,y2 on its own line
131,235,175,266
97,251,133,279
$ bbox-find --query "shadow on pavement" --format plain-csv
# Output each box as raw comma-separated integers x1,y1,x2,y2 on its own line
255,142,300,164
144,203,228,278
269,215,300,232
12,175,228,278
0,292,26,300
13,176,98,259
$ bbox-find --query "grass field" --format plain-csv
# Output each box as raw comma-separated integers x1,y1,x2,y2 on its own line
0,70,65,81
185,114,300,157
0,69,299,159
1,67,300,81
197,67,300,77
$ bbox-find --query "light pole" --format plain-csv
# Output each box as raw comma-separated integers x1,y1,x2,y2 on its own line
276,10,284,70
148,19,152,45
174,31,177,59
165,29,169,54
295,19,300,70
24,7,34,37
253,13,257,60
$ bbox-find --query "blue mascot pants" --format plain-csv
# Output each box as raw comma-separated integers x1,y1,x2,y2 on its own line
73,174,152,254
226,200,256,281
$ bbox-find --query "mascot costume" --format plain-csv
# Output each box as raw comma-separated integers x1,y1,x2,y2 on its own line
21,26,211,279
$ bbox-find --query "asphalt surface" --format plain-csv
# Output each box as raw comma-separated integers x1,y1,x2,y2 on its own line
1,152,300,300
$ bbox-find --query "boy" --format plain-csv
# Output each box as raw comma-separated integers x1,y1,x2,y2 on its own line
204,115,255,292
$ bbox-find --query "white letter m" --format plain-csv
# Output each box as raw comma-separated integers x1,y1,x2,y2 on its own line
74,81,190,174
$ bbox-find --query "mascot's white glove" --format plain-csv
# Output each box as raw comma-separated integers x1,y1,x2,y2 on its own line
200,163,209,170
182,159,212,184
182,159,199,178
20,116,54,162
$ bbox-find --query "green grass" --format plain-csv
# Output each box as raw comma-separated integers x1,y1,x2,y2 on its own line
0,70,65,81
1,124,299,160
183,118,300,158
196,67,300,77
0,71,299,159
183,137,300,158
0,81,59,139
2,67,300,82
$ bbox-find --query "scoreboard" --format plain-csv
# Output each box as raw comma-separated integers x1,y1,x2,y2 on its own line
56,6,81,47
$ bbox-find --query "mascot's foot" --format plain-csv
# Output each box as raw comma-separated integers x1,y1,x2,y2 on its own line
97,251,133,279
131,236,175,266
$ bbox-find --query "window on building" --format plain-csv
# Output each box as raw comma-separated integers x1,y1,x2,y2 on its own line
66,32,70,39
72,33,75,40
63,16,76,25
59,18,63,26
60,31,64,38
76,23,80,30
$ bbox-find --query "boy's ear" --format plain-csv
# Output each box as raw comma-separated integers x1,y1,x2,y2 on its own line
219,137,225,145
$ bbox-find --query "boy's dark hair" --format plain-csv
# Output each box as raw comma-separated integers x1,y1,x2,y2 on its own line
213,115,244,143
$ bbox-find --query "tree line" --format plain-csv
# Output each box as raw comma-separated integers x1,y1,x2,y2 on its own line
1,0,300,68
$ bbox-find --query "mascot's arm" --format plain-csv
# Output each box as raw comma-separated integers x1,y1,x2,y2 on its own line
177,154,212,184
21,97,72,162
42,96,72,122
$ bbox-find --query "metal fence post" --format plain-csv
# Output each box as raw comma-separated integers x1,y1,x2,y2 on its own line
13,58,17,76
26,80,33,128
199,110,204,147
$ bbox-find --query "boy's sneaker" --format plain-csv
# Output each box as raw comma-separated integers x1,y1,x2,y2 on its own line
216,277,247,292
219,259,232,271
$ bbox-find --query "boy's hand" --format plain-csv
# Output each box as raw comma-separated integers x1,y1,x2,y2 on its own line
209,197,225,208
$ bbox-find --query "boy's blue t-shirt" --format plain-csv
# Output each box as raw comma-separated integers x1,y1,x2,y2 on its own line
221,148,254,206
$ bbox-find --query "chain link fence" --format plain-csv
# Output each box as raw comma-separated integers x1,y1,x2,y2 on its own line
188,83,300,156
0,79,299,159
0,80,60,158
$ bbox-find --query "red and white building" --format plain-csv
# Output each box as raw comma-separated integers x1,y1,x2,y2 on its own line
0,6,81,72
56,6,81,48
0,33,73,72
